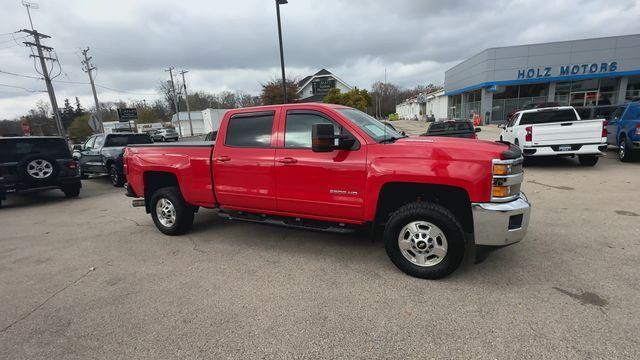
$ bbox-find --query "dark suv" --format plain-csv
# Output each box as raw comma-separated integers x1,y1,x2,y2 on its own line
0,137,81,207
73,132,152,187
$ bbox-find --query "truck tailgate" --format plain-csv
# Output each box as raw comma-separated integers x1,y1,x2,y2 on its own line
531,119,604,146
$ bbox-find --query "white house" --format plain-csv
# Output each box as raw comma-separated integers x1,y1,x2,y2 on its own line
297,69,352,102
396,89,448,121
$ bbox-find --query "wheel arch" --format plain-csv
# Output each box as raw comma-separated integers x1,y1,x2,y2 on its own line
143,171,180,213
374,182,473,233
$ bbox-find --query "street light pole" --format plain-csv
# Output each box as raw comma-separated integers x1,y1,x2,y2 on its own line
275,0,288,104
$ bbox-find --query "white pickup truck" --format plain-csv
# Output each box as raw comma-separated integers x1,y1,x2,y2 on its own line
499,106,607,166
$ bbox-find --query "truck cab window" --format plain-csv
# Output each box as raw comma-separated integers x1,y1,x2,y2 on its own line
84,136,96,149
225,113,274,148
94,135,105,148
285,113,340,148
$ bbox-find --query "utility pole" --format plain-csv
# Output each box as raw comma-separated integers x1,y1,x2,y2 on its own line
179,70,194,137
81,47,104,133
165,67,182,137
275,0,288,103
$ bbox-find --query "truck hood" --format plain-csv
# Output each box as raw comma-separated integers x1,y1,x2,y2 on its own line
385,136,510,161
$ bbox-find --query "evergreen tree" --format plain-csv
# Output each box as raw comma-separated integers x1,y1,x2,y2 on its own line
74,97,85,116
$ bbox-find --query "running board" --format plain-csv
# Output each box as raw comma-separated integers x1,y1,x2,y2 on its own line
218,210,357,234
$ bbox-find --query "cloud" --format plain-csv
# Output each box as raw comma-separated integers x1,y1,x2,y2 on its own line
0,0,638,118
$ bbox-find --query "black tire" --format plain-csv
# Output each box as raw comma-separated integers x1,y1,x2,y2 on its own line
61,183,81,198
514,138,520,148
383,202,465,280
161,136,166,142
150,186,194,235
578,155,599,166
619,136,631,162
109,164,125,187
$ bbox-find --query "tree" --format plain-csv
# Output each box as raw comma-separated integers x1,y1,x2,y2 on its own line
22,100,57,136
0,120,22,136
61,98,76,130
74,97,85,116
323,88,372,111
260,78,299,105
67,114,92,142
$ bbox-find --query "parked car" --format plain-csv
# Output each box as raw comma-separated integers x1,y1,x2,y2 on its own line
153,128,179,142
0,136,81,207
606,101,640,162
499,106,607,166
74,132,152,187
124,103,531,280
422,120,481,139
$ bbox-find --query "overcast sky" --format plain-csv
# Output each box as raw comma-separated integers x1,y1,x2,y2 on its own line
1,0,639,118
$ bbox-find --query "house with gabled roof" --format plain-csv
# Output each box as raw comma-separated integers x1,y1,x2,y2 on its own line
296,69,353,102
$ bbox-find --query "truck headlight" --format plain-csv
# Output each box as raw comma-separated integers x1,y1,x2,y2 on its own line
491,158,523,202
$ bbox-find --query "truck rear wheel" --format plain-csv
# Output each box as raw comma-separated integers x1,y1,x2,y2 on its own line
383,202,465,279
150,186,194,235
578,155,598,166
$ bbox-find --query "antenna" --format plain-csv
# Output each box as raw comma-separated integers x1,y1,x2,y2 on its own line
21,1,39,31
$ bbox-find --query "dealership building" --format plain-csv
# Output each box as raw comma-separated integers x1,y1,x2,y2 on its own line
444,34,640,123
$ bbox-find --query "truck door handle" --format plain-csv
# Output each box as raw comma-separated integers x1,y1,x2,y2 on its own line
276,157,297,164
560,122,573,126
216,156,231,162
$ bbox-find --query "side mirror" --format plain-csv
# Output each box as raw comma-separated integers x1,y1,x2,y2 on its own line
72,151,82,160
400,131,406,136
73,144,83,151
312,123,336,152
475,127,482,133
498,124,506,129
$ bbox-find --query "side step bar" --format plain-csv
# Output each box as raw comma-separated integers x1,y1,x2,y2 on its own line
218,210,357,234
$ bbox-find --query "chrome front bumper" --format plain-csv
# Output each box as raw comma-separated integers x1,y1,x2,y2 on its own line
471,193,531,246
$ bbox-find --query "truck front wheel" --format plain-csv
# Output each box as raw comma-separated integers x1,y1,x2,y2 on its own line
150,186,194,235
383,202,465,279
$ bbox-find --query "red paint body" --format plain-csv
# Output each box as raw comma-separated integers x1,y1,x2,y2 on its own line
125,103,509,225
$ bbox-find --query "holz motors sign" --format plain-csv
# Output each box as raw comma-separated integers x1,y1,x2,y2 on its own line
517,61,618,80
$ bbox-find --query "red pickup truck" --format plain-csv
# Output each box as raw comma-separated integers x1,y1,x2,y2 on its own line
124,103,531,279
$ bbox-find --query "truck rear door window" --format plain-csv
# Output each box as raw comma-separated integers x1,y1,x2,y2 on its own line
519,109,578,125
0,138,70,162
225,113,274,148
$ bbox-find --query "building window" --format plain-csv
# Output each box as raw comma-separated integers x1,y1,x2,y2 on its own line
627,76,640,100
491,85,548,122
555,78,619,107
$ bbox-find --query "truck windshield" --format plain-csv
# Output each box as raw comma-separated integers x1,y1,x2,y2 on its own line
337,108,404,143
520,109,578,125
105,134,153,147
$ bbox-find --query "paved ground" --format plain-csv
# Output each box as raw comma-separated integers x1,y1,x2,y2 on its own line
1,124,639,359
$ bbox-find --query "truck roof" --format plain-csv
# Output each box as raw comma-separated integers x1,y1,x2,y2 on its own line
226,102,350,114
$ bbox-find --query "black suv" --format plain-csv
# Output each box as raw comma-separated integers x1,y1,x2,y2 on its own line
73,132,152,187
0,137,81,207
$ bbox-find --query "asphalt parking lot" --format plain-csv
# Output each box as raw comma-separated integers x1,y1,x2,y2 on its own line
1,124,639,359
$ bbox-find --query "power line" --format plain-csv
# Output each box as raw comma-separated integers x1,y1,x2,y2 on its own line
0,82,46,92
0,69,42,79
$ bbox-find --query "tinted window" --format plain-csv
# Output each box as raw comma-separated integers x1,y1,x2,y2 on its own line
94,135,105,148
608,107,625,121
225,113,274,148
285,113,337,148
104,134,153,147
337,108,402,142
429,123,444,131
622,104,640,120
519,109,578,125
84,136,96,149
0,138,70,162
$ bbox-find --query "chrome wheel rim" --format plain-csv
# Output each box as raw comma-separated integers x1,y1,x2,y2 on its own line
26,159,53,179
619,140,625,159
398,221,448,267
156,198,176,227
